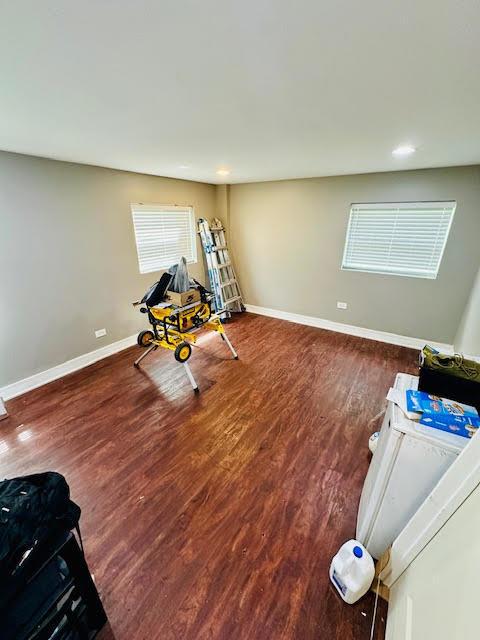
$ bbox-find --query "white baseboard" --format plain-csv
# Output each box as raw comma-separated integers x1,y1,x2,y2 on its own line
245,304,453,353
1,334,138,401
0,308,460,403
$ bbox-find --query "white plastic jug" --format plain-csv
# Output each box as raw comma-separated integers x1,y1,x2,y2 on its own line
329,539,375,604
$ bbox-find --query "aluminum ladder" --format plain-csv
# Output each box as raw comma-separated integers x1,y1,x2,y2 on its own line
198,217,244,317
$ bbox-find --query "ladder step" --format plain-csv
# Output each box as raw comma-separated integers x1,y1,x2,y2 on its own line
198,218,244,314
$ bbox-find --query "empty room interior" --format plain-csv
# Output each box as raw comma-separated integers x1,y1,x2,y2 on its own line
1,2,480,639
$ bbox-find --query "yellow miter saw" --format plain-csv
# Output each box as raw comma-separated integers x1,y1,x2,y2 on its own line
133,271,238,392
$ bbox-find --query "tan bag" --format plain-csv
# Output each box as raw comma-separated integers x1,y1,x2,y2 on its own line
421,345,480,382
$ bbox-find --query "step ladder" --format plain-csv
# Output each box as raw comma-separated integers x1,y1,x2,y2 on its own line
198,217,245,317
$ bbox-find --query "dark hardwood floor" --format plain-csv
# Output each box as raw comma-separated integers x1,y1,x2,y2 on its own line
1,313,417,640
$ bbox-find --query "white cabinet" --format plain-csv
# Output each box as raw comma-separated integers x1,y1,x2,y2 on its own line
356,373,467,560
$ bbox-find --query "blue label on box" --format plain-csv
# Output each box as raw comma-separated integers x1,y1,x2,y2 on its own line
406,390,478,419
420,414,480,439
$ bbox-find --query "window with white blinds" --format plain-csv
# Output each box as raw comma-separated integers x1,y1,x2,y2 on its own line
341,201,456,279
131,204,197,274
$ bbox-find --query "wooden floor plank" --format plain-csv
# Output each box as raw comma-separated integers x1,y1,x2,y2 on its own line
1,313,417,639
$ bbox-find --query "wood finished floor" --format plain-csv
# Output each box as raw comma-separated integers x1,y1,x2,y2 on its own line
1,313,417,640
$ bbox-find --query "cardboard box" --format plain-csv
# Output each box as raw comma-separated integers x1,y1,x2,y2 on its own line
165,288,200,307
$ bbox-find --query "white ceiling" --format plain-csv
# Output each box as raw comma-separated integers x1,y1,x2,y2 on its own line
1,1,479,184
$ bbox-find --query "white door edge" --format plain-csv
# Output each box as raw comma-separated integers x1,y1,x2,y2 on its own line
381,428,480,587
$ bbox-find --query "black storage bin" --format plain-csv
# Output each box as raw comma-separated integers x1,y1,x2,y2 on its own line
418,367,480,412
1,532,107,640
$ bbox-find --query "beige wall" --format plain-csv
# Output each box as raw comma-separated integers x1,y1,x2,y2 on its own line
2,154,479,389
229,166,480,344
0,151,215,387
455,266,480,356
215,184,230,230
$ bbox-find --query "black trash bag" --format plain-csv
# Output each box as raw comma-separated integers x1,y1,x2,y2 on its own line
0,472,81,583
141,272,174,306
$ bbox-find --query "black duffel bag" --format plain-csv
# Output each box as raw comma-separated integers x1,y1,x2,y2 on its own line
0,472,81,585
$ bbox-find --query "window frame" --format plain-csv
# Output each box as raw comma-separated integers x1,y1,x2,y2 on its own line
341,200,456,280
131,203,198,275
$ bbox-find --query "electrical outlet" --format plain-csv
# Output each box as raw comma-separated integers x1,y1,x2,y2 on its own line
337,301,348,310
95,328,107,338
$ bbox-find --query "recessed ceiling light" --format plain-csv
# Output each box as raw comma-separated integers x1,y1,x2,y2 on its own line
392,145,416,157
216,168,231,176
178,164,190,169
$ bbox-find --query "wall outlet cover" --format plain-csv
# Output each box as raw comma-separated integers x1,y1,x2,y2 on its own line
337,302,348,310
95,328,107,338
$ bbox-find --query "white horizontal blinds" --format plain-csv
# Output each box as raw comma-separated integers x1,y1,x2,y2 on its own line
342,201,456,279
131,204,197,274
